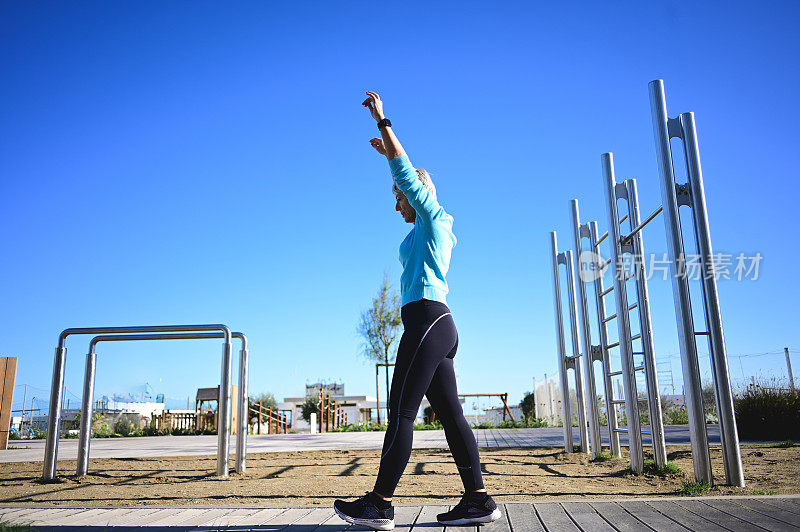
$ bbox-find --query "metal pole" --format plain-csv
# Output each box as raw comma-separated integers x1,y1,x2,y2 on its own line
682,110,744,487
235,336,249,473
589,221,621,457
565,249,589,453
43,347,67,481
786,348,795,390
625,179,668,468
376,364,381,425
77,351,97,475
570,201,600,457
551,232,573,452
601,152,643,473
649,79,712,484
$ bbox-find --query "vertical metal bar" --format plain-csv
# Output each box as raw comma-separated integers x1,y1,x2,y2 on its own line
601,152,643,473
681,110,745,487
235,343,249,473
625,178,668,468
649,79,712,484
43,347,67,481
550,231,573,452
786,348,795,390
589,221,621,457
76,351,97,476
217,339,233,477
565,250,590,453
571,200,601,458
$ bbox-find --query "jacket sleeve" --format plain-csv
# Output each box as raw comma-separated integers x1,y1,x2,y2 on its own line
389,155,442,221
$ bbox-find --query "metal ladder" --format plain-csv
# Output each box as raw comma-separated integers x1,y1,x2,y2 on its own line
597,154,668,474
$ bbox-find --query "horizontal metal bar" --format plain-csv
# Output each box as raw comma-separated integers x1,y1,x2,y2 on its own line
632,351,645,355
566,354,581,360
621,205,663,242
637,397,648,402
631,333,642,341
607,341,620,349
619,213,629,225
641,430,652,435
695,331,710,336
625,273,635,281
608,370,622,377
594,232,609,247
634,365,644,371
628,302,638,310
600,258,612,270
612,428,628,433
610,399,626,405
600,286,614,297
602,313,617,323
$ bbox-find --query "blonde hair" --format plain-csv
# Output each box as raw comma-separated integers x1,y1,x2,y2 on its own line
393,168,436,200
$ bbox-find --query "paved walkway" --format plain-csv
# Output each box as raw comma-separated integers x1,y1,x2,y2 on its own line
1,426,722,463
0,496,797,530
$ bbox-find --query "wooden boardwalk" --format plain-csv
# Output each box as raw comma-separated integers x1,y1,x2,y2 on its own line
1,496,798,531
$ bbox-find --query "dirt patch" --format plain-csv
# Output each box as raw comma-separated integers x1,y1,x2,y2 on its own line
0,444,797,507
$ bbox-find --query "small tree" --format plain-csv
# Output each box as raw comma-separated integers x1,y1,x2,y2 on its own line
357,273,402,424
300,396,319,423
520,391,535,421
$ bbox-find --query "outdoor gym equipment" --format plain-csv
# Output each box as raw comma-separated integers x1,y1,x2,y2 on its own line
75,331,250,477
43,324,240,481
549,79,744,486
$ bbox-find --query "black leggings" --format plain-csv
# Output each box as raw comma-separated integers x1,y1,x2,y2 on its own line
373,299,484,498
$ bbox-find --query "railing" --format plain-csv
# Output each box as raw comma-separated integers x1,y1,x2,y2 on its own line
250,402,289,434
317,390,348,433
151,412,197,431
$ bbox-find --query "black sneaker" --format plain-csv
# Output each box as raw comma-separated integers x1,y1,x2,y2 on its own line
334,491,395,531
437,492,501,526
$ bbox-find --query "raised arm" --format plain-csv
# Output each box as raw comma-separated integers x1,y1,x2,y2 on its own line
362,91,405,160
363,91,443,221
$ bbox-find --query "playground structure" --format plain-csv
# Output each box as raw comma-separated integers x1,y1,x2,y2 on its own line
550,80,744,487
429,393,516,424
43,325,250,480
317,388,348,433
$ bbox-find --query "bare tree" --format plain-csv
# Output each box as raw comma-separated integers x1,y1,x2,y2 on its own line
357,273,402,424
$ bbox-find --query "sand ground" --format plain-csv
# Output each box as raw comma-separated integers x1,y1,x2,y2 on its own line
0,444,797,507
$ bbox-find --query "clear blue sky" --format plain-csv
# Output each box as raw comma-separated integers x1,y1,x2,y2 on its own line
2,1,798,416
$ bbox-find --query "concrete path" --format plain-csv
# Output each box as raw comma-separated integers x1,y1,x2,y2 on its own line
0,495,798,530
1,425,722,464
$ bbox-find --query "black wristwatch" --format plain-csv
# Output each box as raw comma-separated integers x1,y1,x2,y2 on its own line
377,117,392,129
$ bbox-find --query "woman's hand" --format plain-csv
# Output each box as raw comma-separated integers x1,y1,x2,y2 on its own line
362,91,385,122
369,137,387,156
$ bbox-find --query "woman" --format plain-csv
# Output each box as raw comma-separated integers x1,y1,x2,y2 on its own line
333,91,501,530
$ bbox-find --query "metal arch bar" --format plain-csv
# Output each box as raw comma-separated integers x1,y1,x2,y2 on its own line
649,79,712,484
681,110,745,487
43,324,233,482
621,206,664,243
76,332,250,477
550,232,573,453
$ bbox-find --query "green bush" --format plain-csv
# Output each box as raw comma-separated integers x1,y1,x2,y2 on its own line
91,414,112,438
471,421,494,429
664,407,689,425
8,430,21,440
735,386,800,440
113,417,136,437
332,423,387,432
496,418,548,429
413,420,443,430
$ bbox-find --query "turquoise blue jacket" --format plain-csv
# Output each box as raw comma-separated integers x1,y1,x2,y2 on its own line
390,155,457,307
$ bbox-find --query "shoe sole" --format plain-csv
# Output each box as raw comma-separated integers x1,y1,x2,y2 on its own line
437,507,502,526
334,505,395,531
